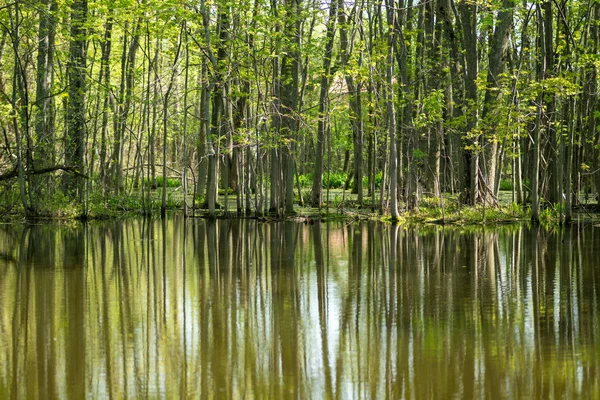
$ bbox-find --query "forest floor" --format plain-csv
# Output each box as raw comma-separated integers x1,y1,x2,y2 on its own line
185,189,599,226
2,186,599,225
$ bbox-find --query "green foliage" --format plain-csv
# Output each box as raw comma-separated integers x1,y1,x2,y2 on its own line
499,178,513,191
299,172,383,190
42,190,79,217
412,148,426,160
540,203,564,225
297,174,312,187
0,182,20,215
145,176,180,188
415,89,445,129
165,193,181,209
323,172,347,189
506,202,527,218
1,0,596,224
405,194,530,225
362,171,383,189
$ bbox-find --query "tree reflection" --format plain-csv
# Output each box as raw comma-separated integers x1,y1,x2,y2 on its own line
0,221,599,398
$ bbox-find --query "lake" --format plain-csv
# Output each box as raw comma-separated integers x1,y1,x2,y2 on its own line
1,218,599,398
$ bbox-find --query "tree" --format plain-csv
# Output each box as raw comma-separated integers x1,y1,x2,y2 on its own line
64,0,87,197
311,0,337,208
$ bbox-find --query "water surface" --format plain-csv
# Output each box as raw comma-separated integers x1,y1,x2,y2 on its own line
1,218,599,398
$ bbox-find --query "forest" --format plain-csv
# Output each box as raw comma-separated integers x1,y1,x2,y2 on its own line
0,0,598,222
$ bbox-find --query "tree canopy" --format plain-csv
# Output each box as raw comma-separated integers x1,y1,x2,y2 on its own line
0,0,598,222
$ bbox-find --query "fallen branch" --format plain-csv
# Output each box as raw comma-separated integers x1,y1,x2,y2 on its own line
0,165,89,181
477,169,501,209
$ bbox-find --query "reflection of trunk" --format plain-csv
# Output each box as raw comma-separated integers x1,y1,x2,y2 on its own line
200,220,214,395
99,227,115,398
479,231,501,396
312,223,333,398
32,228,58,399
271,223,301,394
64,227,86,398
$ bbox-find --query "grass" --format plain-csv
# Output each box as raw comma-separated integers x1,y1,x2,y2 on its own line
1,177,596,226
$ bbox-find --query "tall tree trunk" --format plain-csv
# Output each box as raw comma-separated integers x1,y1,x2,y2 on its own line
112,21,140,194
8,1,31,214
459,0,479,204
196,63,207,199
531,2,546,223
565,98,575,221
312,0,337,207
182,26,190,217
149,37,160,190
33,0,58,210
160,27,183,216
281,0,301,215
589,4,600,208
200,0,219,217
98,14,113,189
64,0,87,198
438,0,465,195
338,0,364,205
481,0,514,202
543,0,558,204
385,0,399,219
269,0,283,214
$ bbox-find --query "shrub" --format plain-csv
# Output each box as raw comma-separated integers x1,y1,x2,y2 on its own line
218,187,235,195
499,178,513,191
297,174,312,187
323,172,346,189
144,176,180,188
362,171,383,189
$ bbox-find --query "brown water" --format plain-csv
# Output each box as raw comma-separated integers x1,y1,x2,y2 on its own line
0,218,599,399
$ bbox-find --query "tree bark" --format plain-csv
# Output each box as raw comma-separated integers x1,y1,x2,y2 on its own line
531,2,546,223
385,0,399,219
481,0,514,202
338,0,364,205
312,0,337,208
64,0,88,197
459,1,479,204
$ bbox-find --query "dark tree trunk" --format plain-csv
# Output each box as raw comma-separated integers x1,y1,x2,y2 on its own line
64,0,88,197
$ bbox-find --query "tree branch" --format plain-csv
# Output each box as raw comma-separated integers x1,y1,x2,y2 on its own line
0,165,89,181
